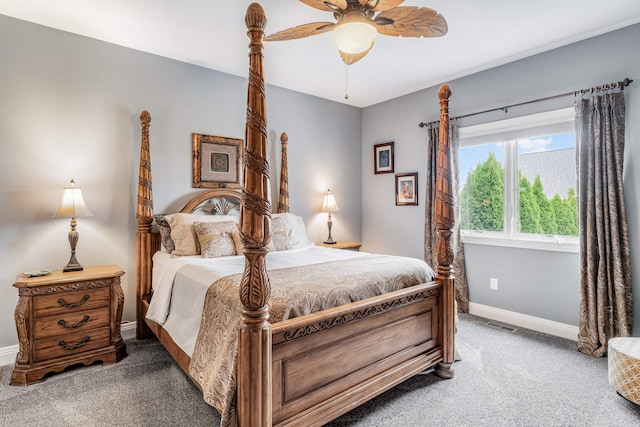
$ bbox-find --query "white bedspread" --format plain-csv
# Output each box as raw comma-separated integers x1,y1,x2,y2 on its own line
147,246,366,356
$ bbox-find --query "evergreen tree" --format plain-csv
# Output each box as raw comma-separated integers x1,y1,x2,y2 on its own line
550,189,578,236
531,176,557,234
459,152,504,231
565,188,578,235
460,152,578,237
551,194,568,234
518,174,542,234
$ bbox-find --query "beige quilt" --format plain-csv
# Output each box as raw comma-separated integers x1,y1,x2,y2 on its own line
188,253,434,427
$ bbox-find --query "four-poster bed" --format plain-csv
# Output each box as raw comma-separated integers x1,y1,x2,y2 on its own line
135,3,455,426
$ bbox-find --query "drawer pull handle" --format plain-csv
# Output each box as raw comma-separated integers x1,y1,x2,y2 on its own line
57,294,90,308
58,336,90,350
58,315,90,329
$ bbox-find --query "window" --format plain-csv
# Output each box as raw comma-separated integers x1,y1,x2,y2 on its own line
458,108,578,252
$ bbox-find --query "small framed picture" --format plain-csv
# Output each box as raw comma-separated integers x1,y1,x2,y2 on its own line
192,133,242,189
395,172,418,206
374,142,394,174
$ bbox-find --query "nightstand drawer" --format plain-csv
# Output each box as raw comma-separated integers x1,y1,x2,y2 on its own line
34,307,110,340
33,287,110,317
34,326,111,363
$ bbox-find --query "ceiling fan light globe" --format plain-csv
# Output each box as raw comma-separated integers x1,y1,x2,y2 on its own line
331,21,377,54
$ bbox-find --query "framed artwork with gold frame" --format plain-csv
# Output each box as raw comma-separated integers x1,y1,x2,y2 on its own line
192,133,242,189
395,172,418,206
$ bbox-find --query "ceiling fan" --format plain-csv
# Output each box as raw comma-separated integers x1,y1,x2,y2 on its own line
264,0,448,65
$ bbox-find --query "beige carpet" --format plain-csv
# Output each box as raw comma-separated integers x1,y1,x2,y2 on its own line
1,314,638,426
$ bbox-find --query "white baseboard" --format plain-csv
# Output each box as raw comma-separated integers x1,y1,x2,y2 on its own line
468,302,579,341
0,345,19,368
0,321,138,367
120,321,137,339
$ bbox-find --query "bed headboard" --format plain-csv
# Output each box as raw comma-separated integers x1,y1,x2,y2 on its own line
178,189,241,215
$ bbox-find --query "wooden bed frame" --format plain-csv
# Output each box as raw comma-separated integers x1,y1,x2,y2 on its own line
135,3,455,426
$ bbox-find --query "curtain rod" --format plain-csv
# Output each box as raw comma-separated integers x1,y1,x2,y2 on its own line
418,77,633,128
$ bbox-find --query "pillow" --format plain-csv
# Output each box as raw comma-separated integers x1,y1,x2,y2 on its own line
194,221,238,258
155,215,175,252
166,213,239,256
232,229,244,255
232,229,277,254
267,236,277,252
271,213,314,251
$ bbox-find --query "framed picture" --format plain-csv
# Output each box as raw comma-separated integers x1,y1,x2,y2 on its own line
374,142,394,174
395,172,418,206
192,133,242,189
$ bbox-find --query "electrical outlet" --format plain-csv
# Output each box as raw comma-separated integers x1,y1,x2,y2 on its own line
490,278,498,290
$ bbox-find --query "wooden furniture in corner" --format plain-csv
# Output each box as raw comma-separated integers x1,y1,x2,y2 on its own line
11,265,127,386
317,241,362,251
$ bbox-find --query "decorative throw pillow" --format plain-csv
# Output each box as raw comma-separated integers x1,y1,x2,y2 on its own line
155,215,175,252
267,236,277,252
232,229,244,255
271,213,314,251
194,221,238,258
166,213,239,256
232,229,276,254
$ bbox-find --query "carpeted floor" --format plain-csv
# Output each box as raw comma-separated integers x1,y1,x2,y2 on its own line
1,314,639,426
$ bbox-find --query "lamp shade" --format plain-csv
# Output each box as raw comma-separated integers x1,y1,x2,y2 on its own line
331,20,377,54
54,180,93,218
321,191,340,213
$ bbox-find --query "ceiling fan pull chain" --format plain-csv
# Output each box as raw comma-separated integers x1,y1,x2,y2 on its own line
344,65,349,100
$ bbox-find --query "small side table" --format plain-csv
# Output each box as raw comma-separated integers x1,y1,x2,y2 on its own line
11,265,127,386
317,241,362,251
609,337,640,404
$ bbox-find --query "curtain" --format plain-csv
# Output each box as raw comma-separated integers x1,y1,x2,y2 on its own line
424,122,469,312
575,91,632,357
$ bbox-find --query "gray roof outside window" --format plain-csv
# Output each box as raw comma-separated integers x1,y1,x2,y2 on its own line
518,148,576,199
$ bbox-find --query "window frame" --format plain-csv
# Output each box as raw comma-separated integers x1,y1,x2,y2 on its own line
458,108,578,253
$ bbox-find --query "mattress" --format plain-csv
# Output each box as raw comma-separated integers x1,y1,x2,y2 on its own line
147,246,368,356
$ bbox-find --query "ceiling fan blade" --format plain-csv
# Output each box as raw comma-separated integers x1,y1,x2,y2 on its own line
375,6,447,37
359,0,404,12
300,0,347,12
339,42,373,65
265,22,336,41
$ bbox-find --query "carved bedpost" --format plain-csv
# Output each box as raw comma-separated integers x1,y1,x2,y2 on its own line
278,132,290,213
136,110,154,339
433,84,456,379
238,4,272,426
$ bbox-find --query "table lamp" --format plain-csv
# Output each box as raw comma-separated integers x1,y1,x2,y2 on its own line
321,189,340,244
54,179,93,272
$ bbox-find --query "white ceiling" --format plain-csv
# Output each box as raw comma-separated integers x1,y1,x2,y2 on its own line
2,0,640,107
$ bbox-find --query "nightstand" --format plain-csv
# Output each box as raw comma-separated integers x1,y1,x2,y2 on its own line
11,265,127,386
317,241,362,251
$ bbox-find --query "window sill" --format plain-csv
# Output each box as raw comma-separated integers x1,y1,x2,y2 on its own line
461,233,579,253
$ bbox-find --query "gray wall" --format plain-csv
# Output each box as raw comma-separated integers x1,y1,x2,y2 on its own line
0,16,362,349
2,14,639,352
362,23,640,329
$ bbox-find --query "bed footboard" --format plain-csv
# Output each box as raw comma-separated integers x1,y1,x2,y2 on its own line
271,282,443,427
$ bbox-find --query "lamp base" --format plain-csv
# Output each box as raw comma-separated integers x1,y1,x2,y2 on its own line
63,263,84,273
324,216,337,245
63,251,83,273
63,224,83,273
